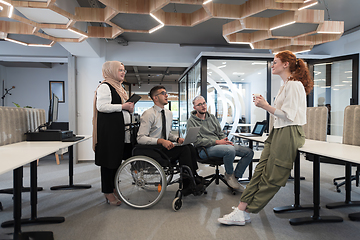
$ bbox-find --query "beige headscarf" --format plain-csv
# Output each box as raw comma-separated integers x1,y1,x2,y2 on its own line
92,61,129,151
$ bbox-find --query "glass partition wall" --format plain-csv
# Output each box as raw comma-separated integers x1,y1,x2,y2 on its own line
179,74,188,138
180,54,359,141
206,59,268,141
309,54,359,139
179,56,271,140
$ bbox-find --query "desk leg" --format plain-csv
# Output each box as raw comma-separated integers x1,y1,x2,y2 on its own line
274,151,314,213
2,161,65,228
326,162,360,209
0,186,43,194
289,155,343,225
348,212,360,221
238,139,253,183
50,146,91,190
11,167,54,240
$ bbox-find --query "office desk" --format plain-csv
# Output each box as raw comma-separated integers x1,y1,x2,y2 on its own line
0,145,59,240
0,136,91,239
296,140,360,224
232,134,340,225
231,133,267,181
13,136,92,190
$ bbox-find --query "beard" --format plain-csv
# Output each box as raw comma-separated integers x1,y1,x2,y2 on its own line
197,110,206,115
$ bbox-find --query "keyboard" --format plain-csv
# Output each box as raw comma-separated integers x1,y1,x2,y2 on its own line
62,136,85,142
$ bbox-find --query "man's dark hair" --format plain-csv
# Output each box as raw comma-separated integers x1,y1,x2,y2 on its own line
149,85,166,100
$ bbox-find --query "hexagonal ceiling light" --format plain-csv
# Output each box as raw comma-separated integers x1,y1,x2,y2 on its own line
0,0,344,53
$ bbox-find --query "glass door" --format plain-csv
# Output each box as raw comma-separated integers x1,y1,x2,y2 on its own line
310,55,359,139
206,59,268,141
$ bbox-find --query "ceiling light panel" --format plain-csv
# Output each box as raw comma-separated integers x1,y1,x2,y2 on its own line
16,7,69,24
111,13,158,31
42,28,82,38
271,23,318,37
252,9,288,18
8,33,52,44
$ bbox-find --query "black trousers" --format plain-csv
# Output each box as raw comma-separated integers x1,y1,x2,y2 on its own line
100,167,117,194
160,144,199,175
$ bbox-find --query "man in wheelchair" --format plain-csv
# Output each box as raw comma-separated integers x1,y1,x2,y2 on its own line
136,85,205,196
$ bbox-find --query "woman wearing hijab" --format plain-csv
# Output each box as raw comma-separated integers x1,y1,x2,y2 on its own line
92,61,134,206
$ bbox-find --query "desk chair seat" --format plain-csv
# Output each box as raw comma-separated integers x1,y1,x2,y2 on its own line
196,147,236,194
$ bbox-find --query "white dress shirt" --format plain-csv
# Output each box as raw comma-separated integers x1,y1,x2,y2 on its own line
96,83,131,143
137,105,177,145
272,80,307,129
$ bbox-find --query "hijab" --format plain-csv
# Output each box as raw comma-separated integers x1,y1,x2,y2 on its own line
92,61,129,151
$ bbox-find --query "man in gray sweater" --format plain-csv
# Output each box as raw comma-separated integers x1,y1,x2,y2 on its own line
187,96,254,190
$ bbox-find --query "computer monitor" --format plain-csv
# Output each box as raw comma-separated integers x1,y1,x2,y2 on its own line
48,92,59,127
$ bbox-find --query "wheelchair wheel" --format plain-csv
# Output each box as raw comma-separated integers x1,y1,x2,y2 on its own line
172,197,182,211
115,156,167,209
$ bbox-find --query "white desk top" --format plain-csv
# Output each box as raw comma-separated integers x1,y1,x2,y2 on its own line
232,133,360,165
232,133,268,143
299,139,360,165
0,146,59,175
0,135,91,175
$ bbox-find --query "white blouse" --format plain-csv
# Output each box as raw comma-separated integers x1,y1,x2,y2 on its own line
96,83,131,143
272,80,307,129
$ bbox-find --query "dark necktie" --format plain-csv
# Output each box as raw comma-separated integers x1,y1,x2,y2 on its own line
161,110,166,140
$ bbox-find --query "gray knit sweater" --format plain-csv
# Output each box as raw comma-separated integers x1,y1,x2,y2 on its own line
187,110,226,148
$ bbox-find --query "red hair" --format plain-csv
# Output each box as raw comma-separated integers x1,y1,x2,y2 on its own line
276,50,314,95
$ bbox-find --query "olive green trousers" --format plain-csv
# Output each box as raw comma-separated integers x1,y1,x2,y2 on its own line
240,125,305,213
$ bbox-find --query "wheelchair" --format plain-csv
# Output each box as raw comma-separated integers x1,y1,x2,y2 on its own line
114,144,202,211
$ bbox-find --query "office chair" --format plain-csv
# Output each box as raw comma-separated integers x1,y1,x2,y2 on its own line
332,105,360,193
302,107,328,181
196,146,237,195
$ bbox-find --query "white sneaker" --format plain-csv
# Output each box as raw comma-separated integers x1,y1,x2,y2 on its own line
224,207,251,223
224,173,242,190
218,207,246,226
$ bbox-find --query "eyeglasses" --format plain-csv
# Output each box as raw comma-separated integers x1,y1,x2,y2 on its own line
119,69,127,74
156,91,167,96
195,102,207,107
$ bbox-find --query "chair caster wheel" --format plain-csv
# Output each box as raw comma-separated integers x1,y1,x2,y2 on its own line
204,190,207,194
334,182,338,186
336,189,341,193
172,197,182,211
231,191,236,195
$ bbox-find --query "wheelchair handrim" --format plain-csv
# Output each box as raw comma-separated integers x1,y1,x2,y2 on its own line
115,156,167,209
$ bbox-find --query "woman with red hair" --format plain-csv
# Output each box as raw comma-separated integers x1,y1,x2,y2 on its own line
218,50,314,226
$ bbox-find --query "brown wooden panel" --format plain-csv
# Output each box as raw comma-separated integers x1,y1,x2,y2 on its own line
12,1,47,8
98,0,150,14
88,26,113,38
164,12,191,26
0,21,34,34
75,7,105,22
191,7,210,26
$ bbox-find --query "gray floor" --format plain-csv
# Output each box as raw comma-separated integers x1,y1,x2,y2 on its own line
1,153,360,240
